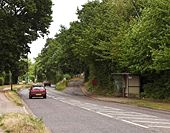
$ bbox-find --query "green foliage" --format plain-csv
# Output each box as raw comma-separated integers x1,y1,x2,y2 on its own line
55,71,63,83
0,72,5,85
63,74,71,80
35,27,85,83
143,72,170,99
35,0,170,99
122,0,170,73
0,76,4,85
0,0,53,83
55,80,67,91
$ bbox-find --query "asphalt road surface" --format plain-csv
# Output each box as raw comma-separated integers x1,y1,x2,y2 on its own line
20,82,170,133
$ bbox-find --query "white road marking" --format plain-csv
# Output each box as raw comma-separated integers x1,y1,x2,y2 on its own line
81,107,91,111
117,117,168,121
81,106,101,110
53,97,65,100
100,110,142,115
96,112,113,118
47,95,55,98
69,99,81,103
47,95,65,100
106,113,157,118
103,106,122,110
85,103,98,106
132,121,170,124
148,125,170,128
48,94,170,129
122,119,149,128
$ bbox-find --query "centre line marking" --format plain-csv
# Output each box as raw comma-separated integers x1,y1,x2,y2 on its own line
122,119,149,128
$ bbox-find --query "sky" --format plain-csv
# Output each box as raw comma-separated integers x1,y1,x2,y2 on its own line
28,0,89,61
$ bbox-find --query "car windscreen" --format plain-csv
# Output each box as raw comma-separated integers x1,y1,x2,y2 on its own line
32,87,44,90
32,85,43,87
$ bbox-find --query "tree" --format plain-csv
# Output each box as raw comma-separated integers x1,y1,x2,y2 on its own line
121,0,170,99
122,0,170,73
0,0,52,83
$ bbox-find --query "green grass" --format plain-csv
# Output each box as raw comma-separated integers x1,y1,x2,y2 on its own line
0,113,49,133
131,99,170,111
0,84,31,91
84,82,170,111
5,90,23,106
1,84,31,106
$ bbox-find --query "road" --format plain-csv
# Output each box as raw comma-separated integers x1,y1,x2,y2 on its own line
20,81,170,133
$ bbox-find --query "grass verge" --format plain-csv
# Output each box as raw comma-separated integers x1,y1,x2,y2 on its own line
0,113,50,133
93,96,170,111
0,84,31,91
84,83,170,111
130,99,170,111
1,84,31,106
5,90,23,106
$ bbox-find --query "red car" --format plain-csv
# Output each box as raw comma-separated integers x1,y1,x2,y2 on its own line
29,84,47,99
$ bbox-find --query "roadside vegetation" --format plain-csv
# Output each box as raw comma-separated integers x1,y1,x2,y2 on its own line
0,84,31,106
0,84,31,91
1,0,169,101
94,95,170,111
33,0,170,101
55,74,71,91
5,90,23,106
55,80,68,91
0,113,49,133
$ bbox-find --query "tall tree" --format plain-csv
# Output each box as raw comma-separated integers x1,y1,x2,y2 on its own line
0,0,52,83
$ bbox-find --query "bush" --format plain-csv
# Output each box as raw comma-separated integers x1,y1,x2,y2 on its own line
143,72,170,100
55,79,68,91
55,71,63,83
63,74,71,80
0,77,4,85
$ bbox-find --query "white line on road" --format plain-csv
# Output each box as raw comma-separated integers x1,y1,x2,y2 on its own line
122,119,149,129
132,121,170,124
84,103,98,106
148,125,170,128
48,95,170,129
53,97,65,100
81,107,91,111
106,113,157,118
103,106,122,110
96,112,113,118
47,95,55,98
99,110,141,115
117,117,168,121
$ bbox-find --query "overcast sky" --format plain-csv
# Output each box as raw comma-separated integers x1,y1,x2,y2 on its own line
28,0,89,61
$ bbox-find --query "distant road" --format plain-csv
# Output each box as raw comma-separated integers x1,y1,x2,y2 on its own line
20,82,170,133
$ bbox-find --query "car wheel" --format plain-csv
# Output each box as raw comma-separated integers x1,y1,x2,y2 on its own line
43,95,46,99
29,96,32,99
